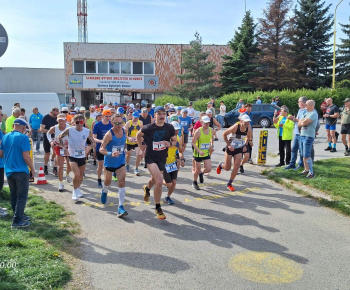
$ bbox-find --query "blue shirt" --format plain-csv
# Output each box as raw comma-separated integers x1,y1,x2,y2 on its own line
294,108,307,135
93,121,113,151
104,129,126,168
0,131,31,177
0,130,4,168
256,100,262,104
149,108,154,118
29,113,43,130
178,116,192,134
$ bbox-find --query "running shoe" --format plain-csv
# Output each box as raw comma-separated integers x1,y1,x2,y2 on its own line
239,165,244,173
117,205,128,218
53,167,58,176
216,163,222,174
324,146,332,151
97,180,103,188
126,164,130,172
58,182,65,192
101,189,107,204
72,189,79,202
227,184,235,192
134,169,140,176
345,150,350,156
305,172,315,178
112,176,118,182
300,170,309,176
76,188,84,198
330,148,337,152
284,164,296,170
248,158,254,164
11,220,30,228
199,172,204,183
192,181,200,190
155,208,166,220
214,138,219,141
22,216,31,222
165,196,174,205
66,174,72,183
143,185,150,202
49,160,54,167
93,160,97,166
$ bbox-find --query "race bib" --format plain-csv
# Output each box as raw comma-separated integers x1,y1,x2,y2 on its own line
129,137,137,143
231,137,245,149
180,121,187,127
200,143,210,150
165,161,178,173
74,149,85,158
112,145,124,153
153,141,166,151
60,148,66,157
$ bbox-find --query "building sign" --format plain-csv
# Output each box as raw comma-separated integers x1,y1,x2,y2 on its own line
68,74,159,90
257,130,268,165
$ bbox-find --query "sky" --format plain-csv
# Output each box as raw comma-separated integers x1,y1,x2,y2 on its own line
0,0,349,69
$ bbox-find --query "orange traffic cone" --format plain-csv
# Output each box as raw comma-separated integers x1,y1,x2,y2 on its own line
37,167,48,185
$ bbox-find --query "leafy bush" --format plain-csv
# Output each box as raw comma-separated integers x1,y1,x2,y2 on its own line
154,95,190,107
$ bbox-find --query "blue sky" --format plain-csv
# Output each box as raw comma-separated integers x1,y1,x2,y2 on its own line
0,0,349,68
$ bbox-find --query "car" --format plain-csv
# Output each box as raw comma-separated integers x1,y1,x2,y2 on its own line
222,104,281,128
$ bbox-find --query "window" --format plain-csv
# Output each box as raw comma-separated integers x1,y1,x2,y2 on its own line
74,60,84,73
98,61,108,73
133,62,143,74
262,105,276,112
252,105,260,112
121,62,131,74
144,62,154,74
86,61,96,73
109,61,120,74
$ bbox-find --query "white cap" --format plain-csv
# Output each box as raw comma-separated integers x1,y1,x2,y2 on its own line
201,116,210,123
103,106,110,111
241,114,251,122
171,121,181,130
74,107,80,111
61,107,69,112
129,104,135,108
80,106,86,111
206,109,212,114
170,104,175,108
152,104,156,108
89,104,95,108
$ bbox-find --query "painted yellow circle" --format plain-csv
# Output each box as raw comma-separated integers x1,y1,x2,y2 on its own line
229,251,303,284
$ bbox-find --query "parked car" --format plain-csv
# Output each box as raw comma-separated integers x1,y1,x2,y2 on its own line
223,104,281,128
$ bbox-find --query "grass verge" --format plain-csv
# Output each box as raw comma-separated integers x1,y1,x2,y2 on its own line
0,187,79,289
262,157,350,215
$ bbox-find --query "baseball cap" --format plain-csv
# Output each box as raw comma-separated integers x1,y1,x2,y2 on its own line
99,104,104,108
177,106,182,110
74,107,80,112
241,114,251,122
70,111,76,115
114,102,118,106
201,116,211,123
61,107,69,112
132,111,140,118
14,118,29,128
141,108,148,113
182,109,188,114
207,101,212,105
171,121,181,130
343,98,350,103
168,108,176,113
154,106,166,113
96,112,102,117
151,104,156,108
89,104,95,108
129,104,135,108
57,114,66,121
80,106,86,111
103,106,110,111
169,115,179,122
117,107,124,114
102,109,112,116
206,109,212,114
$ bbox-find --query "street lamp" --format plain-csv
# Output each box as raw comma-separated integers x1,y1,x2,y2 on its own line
332,0,343,90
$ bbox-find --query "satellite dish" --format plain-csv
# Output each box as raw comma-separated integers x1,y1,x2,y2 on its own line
0,24,9,58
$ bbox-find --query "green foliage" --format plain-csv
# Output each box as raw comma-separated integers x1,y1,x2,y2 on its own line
337,13,350,81
154,95,190,107
336,79,350,90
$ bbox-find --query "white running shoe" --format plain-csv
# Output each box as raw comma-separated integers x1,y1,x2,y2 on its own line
58,182,65,192
66,174,72,183
76,188,84,198
72,189,79,201
49,160,54,167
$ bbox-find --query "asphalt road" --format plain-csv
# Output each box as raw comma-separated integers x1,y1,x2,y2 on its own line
30,122,350,289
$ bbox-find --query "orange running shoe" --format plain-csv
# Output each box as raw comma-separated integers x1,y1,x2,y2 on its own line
216,163,222,174
227,184,235,192
155,208,166,220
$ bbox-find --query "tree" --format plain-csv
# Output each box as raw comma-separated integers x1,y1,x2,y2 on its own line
251,0,298,90
172,32,217,101
337,8,350,81
291,0,333,89
219,10,259,93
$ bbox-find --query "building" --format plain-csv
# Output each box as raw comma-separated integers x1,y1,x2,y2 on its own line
64,42,231,107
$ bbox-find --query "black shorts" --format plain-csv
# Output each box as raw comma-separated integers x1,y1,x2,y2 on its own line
43,135,51,153
126,144,138,151
341,124,350,134
224,146,246,156
105,164,125,172
193,155,211,162
96,150,104,161
68,156,86,167
145,156,166,171
183,133,189,144
163,169,178,184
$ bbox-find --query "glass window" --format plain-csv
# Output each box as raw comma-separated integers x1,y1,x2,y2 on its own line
144,62,155,74
133,62,143,74
109,61,120,74
252,105,260,112
86,61,96,73
98,61,108,73
262,105,276,112
74,60,84,73
121,62,131,74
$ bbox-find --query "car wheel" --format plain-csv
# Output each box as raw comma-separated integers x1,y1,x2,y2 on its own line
224,118,228,128
259,117,271,128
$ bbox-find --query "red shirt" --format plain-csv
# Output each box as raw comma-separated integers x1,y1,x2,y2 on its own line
193,120,202,130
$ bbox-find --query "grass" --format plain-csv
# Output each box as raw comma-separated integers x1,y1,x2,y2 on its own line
262,157,350,215
0,187,78,289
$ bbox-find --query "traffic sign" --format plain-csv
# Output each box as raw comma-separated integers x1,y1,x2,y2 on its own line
0,24,9,58
70,97,76,104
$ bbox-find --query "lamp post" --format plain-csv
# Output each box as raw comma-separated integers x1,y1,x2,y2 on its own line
332,0,343,90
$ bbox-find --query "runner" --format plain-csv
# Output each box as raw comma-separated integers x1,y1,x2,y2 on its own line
136,106,177,220
93,109,113,188
139,108,153,125
91,112,102,166
178,109,193,152
192,116,214,190
216,115,252,191
46,114,72,192
99,114,128,217
206,109,221,141
125,111,143,175
57,114,94,201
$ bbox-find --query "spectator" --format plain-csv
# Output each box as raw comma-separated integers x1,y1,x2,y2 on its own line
256,97,262,104
211,98,216,109
207,102,216,117
20,108,29,122
275,96,282,107
29,107,44,153
0,118,35,228
217,100,226,128
340,98,350,156
0,109,5,134
13,103,21,108
323,98,340,152
236,99,245,109
0,128,7,218
271,98,276,105
6,107,21,133
320,98,327,122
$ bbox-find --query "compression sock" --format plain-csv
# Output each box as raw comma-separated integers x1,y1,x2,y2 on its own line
306,159,314,175
333,143,336,148
227,179,233,186
103,184,108,193
118,187,125,206
328,142,332,147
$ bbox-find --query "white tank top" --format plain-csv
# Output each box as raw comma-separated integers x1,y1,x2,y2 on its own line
54,124,69,146
68,127,90,158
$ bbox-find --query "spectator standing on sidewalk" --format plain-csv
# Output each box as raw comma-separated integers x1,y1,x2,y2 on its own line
340,98,350,156
29,107,43,152
275,96,282,107
320,98,327,122
0,128,8,218
5,107,21,133
323,98,339,152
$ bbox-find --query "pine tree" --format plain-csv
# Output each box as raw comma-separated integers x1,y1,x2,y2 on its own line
172,32,217,101
219,11,259,93
251,0,298,90
291,0,333,89
337,9,350,81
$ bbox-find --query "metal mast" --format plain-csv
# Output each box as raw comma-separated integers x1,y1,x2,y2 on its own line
77,0,88,43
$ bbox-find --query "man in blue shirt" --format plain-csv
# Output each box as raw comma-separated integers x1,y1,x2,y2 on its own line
29,107,43,152
178,109,193,151
0,118,35,228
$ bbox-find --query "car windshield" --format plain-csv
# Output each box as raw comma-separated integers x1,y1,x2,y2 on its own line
229,108,240,113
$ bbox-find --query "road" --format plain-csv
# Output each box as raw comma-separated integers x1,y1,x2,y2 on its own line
31,123,350,289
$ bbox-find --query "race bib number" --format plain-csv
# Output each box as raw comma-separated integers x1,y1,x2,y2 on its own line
231,138,245,149
112,145,124,153
165,161,177,173
180,121,187,127
74,149,85,158
153,141,166,151
129,137,137,143
200,143,210,150
60,148,66,157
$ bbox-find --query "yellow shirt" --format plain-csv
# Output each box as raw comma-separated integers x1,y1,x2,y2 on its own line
166,135,180,164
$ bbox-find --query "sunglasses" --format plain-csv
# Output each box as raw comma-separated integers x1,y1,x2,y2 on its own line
76,120,84,124
113,122,123,125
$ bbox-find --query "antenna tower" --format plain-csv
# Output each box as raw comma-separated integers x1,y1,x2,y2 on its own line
77,0,88,42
